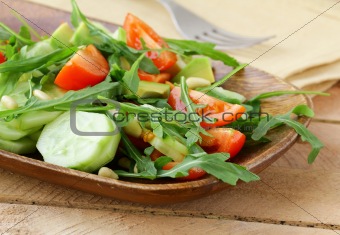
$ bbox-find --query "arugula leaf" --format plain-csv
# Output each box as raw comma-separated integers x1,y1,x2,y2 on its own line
12,12,42,40
120,132,157,179
0,47,75,73
165,39,239,67
0,23,34,46
198,63,247,93
150,120,163,138
154,156,172,170
0,72,23,97
248,90,330,102
158,153,259,185
0,81,122,118
180,76,202,127
279,118,323,163
252,105,323,163
204,87,246,104
121,53,143,94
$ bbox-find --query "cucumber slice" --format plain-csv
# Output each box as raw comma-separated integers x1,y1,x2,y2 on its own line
149,136,188,162
0,119,41,141
0,137,37,154
18,111,63,130
37,111,121,173
0,120,28,140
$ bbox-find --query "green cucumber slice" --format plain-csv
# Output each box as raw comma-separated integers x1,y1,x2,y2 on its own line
18,111,63,130
0,137,37,154
37,111,121,172
149,136,188,162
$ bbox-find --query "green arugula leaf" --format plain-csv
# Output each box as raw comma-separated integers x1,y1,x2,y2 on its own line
291,105,315,117
248,90,330,103
180,76,202,127
252,105,323,163
198,63,247,93
19,26,31,41
0,81,122,118
154,156,172,170
12,12,42,40
158,153,259,185
277,117,323,163
185,127,201,147
120,132,157,179
121,53,143,94
0,23,34,46
204,87,246,104
150,120,163,138
165,39,239,67
0,47,75,73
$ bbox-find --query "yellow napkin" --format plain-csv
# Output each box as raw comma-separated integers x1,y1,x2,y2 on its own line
26,0,340,91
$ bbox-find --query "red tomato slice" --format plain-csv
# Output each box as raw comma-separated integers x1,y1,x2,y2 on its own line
123,13,177,71
168,87,246,128
162,162,206,181
199,128,246,158
150,149,164,161
138,70,172,83
54,44,109,90
0,52,6,64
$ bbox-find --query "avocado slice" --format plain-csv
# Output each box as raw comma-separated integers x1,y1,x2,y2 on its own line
70,22,101,46
112,27,127,43
50,22,74,48
137,81,170,98
172,57,215,83
124,81,170,99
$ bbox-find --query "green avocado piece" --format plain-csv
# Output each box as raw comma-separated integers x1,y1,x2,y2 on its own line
137,81,170,98
70,22,101,46
112,27,127,43
124,81,170,99
50,22,74,48
172,57,215,83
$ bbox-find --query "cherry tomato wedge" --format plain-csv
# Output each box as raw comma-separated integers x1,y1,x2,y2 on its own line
54,44,109,90
162,162,206,181
168,87,246,128
199,128,246,158
138,70,172,83
123,13,177,71
0,52,6,64
150,149,164,161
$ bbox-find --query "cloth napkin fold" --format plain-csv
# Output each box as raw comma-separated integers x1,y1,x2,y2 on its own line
26,0,340,91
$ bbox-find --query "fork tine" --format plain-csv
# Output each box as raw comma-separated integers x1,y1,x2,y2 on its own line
197,32,270,49
213,28,275,43
197,40,265,50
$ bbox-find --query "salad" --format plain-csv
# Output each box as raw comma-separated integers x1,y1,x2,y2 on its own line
0,0,326,185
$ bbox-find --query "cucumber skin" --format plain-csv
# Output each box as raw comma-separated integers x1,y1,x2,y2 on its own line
0,137,37,154
37,111,121,173
149,136,188,162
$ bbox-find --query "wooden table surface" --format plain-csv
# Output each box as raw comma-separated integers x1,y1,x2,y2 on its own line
1,1,340,234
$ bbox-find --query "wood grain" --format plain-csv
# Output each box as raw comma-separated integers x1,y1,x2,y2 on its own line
313,81,340,122
0,134,339,229
1,203,337,235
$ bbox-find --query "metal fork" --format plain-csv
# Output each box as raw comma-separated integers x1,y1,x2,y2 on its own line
158,0,274,50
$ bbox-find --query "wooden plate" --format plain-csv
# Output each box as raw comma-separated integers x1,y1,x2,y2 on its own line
0,1,312,204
